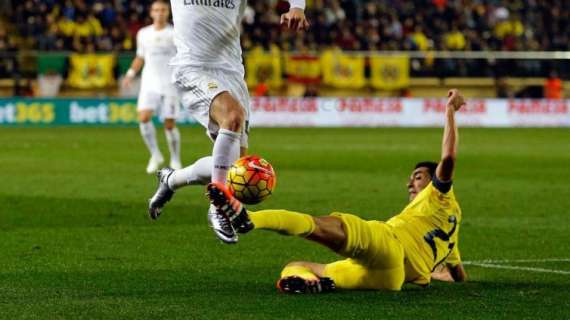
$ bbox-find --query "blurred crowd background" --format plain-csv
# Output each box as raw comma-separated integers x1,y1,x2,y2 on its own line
0,0,568,98
3,0,568,52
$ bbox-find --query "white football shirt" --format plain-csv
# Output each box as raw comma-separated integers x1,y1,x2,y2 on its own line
136,24,177,94
169,0,247,76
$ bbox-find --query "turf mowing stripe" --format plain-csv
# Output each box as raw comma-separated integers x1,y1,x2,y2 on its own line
464,262,570,275
466,258,570,264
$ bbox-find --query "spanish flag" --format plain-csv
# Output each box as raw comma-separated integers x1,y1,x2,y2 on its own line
245,45,283,89
67,54,116,89
320,49,366,89
370,55,410,90
285,53,321,84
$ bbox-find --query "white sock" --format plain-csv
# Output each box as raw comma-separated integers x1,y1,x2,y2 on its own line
139,121,161,158
165,127,181,164
211,129,241,184
167,156,212,190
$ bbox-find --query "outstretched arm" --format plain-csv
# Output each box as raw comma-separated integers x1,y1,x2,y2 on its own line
435,89,466,182
281,0,310,31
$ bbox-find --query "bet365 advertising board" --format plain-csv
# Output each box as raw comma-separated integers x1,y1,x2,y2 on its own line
0,98,197,127
0,97,569,127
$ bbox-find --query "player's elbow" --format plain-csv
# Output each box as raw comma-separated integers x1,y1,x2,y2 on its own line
437,156,455,181
441,153,456,165
449,264,468,282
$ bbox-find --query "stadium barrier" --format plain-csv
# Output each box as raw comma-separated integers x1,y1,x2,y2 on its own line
0,98,198,127
0,97,568,127
1,50,568,89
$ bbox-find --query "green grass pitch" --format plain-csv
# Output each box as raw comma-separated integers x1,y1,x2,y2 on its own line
1,127,569,319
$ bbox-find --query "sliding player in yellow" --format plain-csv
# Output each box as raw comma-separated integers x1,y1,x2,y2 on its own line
207,89,468,293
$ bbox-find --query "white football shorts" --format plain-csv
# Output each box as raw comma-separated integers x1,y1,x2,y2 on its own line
137,91,180,120
173,66,250,148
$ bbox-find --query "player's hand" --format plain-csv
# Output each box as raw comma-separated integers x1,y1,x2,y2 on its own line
121,76,133,88
280,8,310,31
446,89,466,112
431,264,455,282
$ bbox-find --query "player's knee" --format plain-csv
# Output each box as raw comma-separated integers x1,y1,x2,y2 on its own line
309,216,347,252
211,92,245,132
221,107,244,132
283,261,326,277
138,112,152,123
285,261,306,268
164,119,176,130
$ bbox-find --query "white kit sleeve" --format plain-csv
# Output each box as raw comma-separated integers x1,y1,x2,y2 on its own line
288,0,306,10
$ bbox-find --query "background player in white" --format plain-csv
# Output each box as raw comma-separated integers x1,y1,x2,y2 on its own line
122,0,182,174
148,0,310,243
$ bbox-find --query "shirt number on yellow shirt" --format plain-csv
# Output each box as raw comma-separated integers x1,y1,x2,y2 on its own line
423,215,457,267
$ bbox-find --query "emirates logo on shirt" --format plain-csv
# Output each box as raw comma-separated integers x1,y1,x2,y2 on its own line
183,0,236,9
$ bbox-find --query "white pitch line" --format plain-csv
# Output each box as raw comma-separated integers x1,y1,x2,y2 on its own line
466,258,570,264
464,262,570,275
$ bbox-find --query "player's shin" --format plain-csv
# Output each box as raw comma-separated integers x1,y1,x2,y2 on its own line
139,121,162,158
249,210,315,237
165,127,181,169
167,156,212,190
211,129,241,184
207,129,241,243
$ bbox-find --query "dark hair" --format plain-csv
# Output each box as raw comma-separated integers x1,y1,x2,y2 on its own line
152,0,170,5
415,161,438,178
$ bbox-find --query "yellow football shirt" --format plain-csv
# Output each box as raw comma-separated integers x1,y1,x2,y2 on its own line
386,181,462,285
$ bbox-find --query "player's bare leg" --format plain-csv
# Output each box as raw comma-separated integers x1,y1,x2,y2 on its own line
276,218,345,293
139,110,164,174
206,183,346,241
259,216,343,293
207,183,348,249
148,93,245,236
163,118,182,170
206,183,342,292
306,216,347,252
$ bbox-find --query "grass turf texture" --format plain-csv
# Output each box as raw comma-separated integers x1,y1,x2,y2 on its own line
1,127,569,319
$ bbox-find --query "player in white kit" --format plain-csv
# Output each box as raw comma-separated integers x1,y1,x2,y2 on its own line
122,0,182,174
148,0,310,243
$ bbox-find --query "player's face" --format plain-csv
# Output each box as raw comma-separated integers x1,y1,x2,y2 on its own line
407,167,431,201
150,2,170,24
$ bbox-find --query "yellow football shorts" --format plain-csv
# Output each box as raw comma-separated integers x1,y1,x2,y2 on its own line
322,213,405,291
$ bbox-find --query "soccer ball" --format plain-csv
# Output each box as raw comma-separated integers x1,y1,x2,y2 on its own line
226,155,276,205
